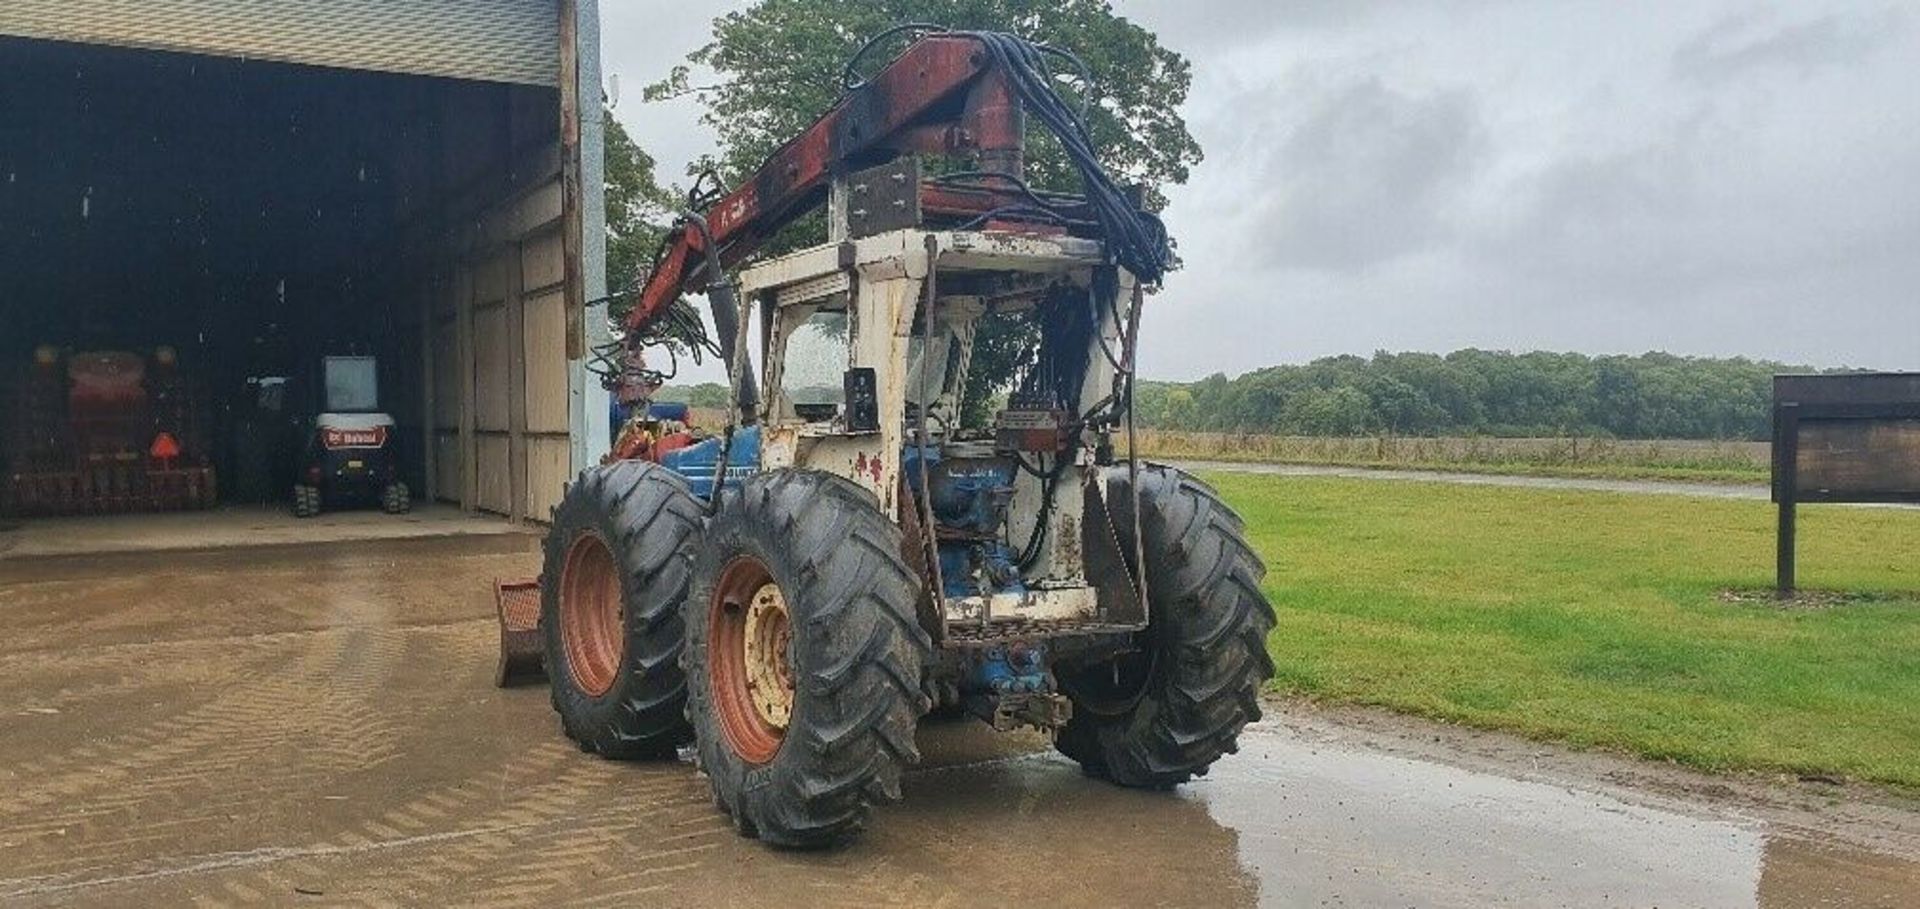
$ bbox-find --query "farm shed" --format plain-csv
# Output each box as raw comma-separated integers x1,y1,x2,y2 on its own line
0,0,611,531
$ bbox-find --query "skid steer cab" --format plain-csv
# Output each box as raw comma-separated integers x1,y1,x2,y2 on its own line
527,27,1275,849
292,355,409,517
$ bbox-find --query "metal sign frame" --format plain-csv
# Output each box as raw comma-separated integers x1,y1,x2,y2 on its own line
1772,373,1920,595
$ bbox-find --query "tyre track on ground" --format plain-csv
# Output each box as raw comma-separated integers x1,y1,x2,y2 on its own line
6,742,730,907
1,615,420,879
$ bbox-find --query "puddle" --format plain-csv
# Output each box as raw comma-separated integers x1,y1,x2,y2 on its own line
1186,725,1920,908
882,720,1920,908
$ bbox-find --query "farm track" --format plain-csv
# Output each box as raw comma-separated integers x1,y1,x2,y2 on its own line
1172,459,1772,497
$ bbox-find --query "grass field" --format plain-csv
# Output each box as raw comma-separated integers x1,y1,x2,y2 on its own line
1210,471,1920,788
1137,431,1770,483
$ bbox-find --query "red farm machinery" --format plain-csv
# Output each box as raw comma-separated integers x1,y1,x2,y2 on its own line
2,345,216,516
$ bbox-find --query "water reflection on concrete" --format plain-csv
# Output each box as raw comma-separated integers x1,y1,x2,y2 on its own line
1194,726,1760,907
885,721,1919,908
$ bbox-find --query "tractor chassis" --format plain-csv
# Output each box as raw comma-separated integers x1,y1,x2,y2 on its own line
730,227,1151,732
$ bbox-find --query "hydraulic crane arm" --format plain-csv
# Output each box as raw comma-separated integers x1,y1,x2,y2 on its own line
626,34,1028,334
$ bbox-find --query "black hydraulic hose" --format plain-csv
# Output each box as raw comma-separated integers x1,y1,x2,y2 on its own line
961,30,1173,285
680,211,758,423
839,26,1174,284
706,282,757,513
672,211,758,514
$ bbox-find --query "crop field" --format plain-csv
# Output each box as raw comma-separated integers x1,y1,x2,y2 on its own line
1211,471,1920,788
1137,431,1770,483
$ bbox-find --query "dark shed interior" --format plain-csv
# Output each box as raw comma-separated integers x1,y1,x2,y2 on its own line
0,36,556,510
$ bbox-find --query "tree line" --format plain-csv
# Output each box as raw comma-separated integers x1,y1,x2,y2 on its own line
665,349,1842,441
1134,350,1846,441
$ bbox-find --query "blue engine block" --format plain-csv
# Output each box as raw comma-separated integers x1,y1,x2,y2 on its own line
903,445,1027,600
660,433,1025,599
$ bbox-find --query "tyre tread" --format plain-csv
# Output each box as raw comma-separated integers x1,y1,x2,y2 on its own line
687,469,930,848
1057,463,1277,788
541,460,703,760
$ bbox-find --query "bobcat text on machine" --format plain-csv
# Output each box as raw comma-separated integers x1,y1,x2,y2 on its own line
532,26,1275,847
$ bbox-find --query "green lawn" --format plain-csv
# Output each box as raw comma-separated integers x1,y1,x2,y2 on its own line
1210,472,1920,788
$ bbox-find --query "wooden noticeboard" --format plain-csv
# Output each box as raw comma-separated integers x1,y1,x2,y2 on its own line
1772,373,1920,594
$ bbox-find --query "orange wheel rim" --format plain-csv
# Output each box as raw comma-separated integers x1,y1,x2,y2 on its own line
559,531,623,697
709,555,791,765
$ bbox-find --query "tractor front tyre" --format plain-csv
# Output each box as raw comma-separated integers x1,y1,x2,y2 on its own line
686,470,930,848
1055,464,1276,789
542,461,704,759
381,481,411,514
292,484,320,518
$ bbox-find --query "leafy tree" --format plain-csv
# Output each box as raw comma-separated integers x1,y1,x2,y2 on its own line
1282,386,1374,436
649,0,1201,207
1126,349,1851,441
654,382,732,409
603,116,675,324
1162,387,1195,427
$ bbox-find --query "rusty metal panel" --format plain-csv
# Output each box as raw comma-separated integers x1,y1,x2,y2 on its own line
0,0,559,86
844,158,924,239
494,577,545,686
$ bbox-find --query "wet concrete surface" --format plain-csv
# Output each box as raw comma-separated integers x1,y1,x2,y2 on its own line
0,503,529,561
3,535,1918,907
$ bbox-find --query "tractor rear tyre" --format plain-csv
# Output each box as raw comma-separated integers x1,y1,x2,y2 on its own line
1055,464,1276,788
381,481,411,514
292,484,320,518
685,470,930,848
542,461,704,759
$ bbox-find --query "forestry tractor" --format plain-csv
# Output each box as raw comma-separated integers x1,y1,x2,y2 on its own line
528,27,1275,847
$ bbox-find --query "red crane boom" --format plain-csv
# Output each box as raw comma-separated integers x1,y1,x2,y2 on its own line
625,34,1034,333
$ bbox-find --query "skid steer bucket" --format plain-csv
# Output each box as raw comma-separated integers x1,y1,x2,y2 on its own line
494,576,544,687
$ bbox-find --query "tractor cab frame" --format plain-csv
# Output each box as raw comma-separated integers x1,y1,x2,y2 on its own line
738,226,1147,635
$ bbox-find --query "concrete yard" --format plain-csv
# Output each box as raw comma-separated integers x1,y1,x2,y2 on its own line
0,504,529,560
3,534,1919,907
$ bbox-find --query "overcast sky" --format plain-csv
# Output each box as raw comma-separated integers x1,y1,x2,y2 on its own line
600,0,1919,382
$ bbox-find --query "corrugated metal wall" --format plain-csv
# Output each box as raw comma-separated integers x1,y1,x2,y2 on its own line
0,0,558,86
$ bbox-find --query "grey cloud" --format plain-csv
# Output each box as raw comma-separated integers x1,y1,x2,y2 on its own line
1137,0,1493,56
1487,116,1713,300
1672,6,1906,82
1243,75,1485,272
610,0,1920,381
